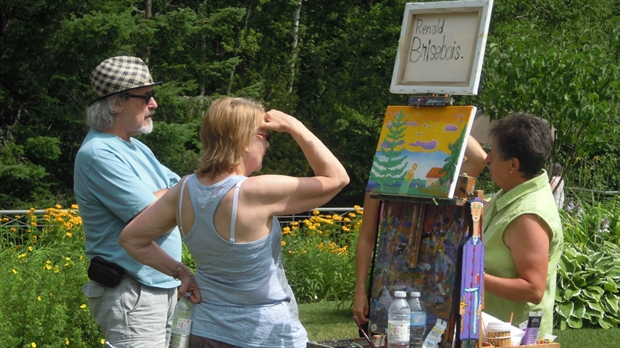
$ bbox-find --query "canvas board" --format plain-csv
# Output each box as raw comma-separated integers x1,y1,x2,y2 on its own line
390,0,494,95
366,105,476,200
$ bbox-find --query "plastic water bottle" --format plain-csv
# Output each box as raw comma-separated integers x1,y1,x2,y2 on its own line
170,293,193,348
408,291,427,348
388,290,410,348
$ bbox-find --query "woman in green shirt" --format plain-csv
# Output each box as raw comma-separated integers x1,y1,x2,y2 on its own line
480,113,563,339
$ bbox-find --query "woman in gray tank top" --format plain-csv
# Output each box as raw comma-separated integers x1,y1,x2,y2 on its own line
120,97,350,347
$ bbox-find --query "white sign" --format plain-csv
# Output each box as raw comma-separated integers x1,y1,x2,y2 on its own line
390,0,494,95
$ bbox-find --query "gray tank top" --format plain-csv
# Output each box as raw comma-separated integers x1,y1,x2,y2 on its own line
181,174,307,347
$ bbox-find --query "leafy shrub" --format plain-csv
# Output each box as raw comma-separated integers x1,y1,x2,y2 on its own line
281,208,363,304
0,205,363,345
555,196,620,329
0,206,103,347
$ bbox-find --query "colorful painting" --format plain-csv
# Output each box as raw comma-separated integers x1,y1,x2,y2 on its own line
366,106,476,199
367,200,471,348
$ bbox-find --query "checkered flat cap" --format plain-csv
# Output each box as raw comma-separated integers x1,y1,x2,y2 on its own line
89,56,162,104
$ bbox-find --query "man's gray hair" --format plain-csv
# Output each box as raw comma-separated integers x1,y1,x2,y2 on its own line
86,95,125,131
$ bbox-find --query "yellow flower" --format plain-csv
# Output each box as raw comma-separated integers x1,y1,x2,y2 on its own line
80,304,87,309
15,215,21,219
66,257,71,261
283,227,291,233
290,221,299,226
31,343,36,348
2,217,8,222
65,338,70,345
38,296,42,301
55,204,62,209
54,266,59,273
101,339,106,345
342,226,350,232
312,209,320,215
66,232,72,238
28,246,33,251
30,207,36,211
281,241,286,247
12,269,18,274
9,227,16,232
18,253,26,259
45,262,52,270
288,250,296,254
353,205,361,210
71,204,79,209
348,212,356,218
30,222,37,226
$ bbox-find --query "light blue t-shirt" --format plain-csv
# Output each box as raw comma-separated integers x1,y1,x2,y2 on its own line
74,129,181,288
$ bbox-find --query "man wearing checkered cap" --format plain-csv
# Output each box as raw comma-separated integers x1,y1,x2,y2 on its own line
74,56,182,347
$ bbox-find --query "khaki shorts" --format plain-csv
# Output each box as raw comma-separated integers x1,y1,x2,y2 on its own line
83,276,177,348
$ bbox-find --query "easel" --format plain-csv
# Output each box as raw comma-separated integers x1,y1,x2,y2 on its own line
364,103,486,347
364,1,494,347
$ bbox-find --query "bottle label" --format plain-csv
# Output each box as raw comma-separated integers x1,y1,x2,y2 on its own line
388,320,410,342
410,312,426,326
171,318,192,335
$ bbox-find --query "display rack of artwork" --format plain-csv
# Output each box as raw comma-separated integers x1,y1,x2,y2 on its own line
367,198,473,347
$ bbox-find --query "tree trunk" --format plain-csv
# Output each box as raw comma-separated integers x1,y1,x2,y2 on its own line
288,0,303,94
145,0,152,18
227,4,253,95
144,0,153,63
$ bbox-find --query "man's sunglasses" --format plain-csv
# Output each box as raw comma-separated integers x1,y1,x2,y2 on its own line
124,91,156,104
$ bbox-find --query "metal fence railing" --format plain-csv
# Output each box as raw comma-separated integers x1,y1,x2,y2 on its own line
1,209,51,229
1,207,362,250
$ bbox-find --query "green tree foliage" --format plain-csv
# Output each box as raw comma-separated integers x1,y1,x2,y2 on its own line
2,0,620,208
469,0,620,192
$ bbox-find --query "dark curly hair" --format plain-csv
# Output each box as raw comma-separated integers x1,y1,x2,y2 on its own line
489,113,552,179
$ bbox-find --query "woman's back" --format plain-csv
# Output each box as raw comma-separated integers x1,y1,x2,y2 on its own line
182,173,307,347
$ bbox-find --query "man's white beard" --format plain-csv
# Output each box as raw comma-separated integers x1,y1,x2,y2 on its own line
139,118,153,134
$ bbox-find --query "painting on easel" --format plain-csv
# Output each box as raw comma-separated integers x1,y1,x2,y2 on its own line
366,106,476,199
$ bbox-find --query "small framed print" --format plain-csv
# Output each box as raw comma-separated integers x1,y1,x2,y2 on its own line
390,0,494,95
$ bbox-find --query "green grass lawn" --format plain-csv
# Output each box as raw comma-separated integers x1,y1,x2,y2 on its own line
299,301,620,347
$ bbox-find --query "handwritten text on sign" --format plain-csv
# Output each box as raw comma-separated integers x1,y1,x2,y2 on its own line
402,12,479,83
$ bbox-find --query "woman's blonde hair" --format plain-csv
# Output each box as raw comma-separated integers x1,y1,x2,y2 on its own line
197,97,264,177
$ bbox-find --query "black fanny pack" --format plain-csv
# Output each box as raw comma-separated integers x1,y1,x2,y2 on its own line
88,256,125,287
